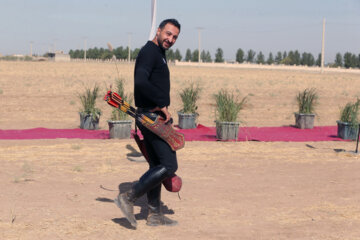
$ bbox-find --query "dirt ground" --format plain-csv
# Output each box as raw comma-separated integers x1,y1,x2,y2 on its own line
1,61,360,239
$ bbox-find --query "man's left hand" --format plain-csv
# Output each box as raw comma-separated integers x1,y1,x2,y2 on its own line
151,106,171,123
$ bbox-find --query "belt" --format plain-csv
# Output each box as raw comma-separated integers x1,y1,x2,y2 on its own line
136,108,174,124
137,107,154,113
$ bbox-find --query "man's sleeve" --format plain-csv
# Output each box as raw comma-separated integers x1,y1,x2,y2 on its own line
134,50,168,108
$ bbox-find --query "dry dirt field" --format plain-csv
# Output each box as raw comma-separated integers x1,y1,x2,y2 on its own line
1,61,360,239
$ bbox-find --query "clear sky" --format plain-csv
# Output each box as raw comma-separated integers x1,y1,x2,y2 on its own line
0,0,359,63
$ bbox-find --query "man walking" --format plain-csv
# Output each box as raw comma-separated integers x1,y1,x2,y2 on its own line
115,19,181,228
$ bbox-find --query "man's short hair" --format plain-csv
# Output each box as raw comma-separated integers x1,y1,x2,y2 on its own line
159,19,181,31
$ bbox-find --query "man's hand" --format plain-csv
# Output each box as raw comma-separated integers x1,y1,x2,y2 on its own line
151,106,171,123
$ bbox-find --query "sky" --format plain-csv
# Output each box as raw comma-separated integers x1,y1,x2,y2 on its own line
0,0,359,63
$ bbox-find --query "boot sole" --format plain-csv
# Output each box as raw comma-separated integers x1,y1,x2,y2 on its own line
114,195,137,228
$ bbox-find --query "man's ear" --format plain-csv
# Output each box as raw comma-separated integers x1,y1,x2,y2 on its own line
156,27,161,36
153,27,161,42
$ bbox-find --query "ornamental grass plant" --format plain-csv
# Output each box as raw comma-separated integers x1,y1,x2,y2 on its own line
339,98,360,128
110,77,133,121
78,84,101,120
214,89,247,122
179,83,202,114
296,88,318,114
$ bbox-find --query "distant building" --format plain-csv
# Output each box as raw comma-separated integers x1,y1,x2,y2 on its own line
48,51,70,62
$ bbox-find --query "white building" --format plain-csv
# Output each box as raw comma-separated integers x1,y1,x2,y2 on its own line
49,51,70,62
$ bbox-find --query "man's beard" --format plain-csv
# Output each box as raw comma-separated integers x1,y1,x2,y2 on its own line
157,38,171,51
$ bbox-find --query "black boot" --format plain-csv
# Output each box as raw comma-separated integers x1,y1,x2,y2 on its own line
146,205,178,226
146,184,177,226
114,190,137,228
115,165,169,228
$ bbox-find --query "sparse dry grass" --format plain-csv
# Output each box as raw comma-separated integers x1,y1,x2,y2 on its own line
1,62,360,239
1,61,360,129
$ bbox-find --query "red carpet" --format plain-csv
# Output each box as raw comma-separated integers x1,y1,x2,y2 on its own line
0,128,110,140
0,124,345,142
178,124,342,142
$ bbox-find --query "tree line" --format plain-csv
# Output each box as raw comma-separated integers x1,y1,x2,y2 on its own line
68,46,218,63
69,46,141,60
334,52,360,69
234,49,360,69
234,49,320,66
68,46,360,69
68,46,183,61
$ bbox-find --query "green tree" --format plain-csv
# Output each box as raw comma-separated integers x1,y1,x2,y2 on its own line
88,47,100,59
344,52,356,68
98,48,105,59
335,53,343,67
69,49,74,58
288,51,295,65
352,54,358,68
256,51,265,64
101,49,113,60
124,47,132,61
267,52,274,65
281,57,292,65
174,49,182,61
114,46,127,60
131,48,140,60
197,50,212,63
283,51,287,60
185,49,192,62
192,49,199,62
301,52,315,66
204,51,212,62
281,51,295,65
200,50,207,62
315,53,321,67
166,49,175,61
294,50,301,65
74,49,85,58
275,51,282,64
215,48,224,63
307,53,315,66
246,49,256,63
236,48,244,63
300,52,307,66
86,48,93,59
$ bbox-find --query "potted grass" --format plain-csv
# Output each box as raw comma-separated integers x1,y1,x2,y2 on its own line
214,89,247,141
108,77,133,139
337,99,360,140
79,84,102,130
178,83,202,129
294,88,319,129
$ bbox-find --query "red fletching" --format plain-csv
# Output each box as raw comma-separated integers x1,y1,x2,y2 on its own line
108,100,119,108
112,92,122,101
104,90,112,101
104,90,121,108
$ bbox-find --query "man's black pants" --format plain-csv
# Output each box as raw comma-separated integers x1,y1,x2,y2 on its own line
135,111,178,208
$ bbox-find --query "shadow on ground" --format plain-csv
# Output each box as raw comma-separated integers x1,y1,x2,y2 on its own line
96,181,175,229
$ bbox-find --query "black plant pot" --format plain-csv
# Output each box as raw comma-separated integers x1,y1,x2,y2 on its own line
337,121,358,140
